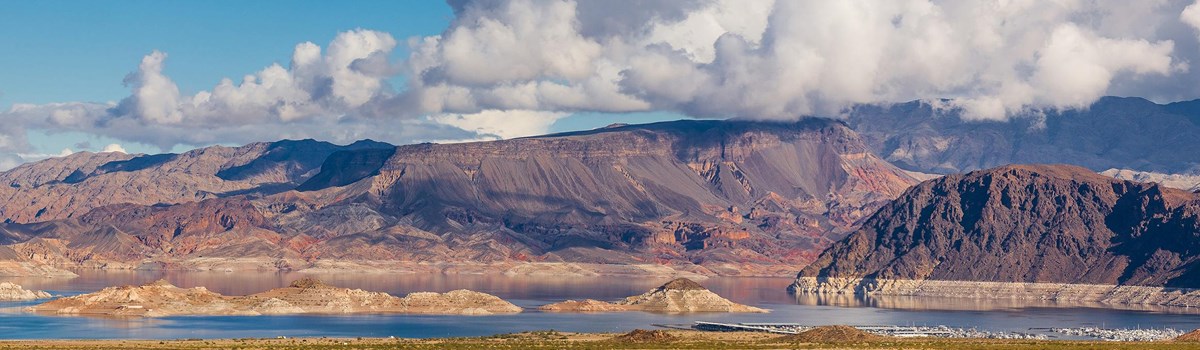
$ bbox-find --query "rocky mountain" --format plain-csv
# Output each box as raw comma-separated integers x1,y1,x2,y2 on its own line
0,139,393,223
796,164,1200,288
1102,169,1200,192
0,119,920,276
845,97,1200,174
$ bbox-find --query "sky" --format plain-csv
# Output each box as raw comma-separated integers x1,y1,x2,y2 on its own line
3,0,1200,169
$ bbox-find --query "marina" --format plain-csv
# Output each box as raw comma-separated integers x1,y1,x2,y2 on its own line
690,322,1189,341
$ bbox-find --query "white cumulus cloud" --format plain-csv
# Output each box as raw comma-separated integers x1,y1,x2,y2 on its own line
100,143,127,154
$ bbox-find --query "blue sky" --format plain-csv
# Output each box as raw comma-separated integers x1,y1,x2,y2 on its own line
0,1,448,106
0,1,684,157
3,1,441,155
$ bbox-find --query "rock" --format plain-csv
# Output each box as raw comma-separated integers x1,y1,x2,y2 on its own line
795,164,1200,303
540,278,767,313
610,329,676,342
0,119,920,276
27,279,241,317
846,96,1200,174
1102,169,1200,192
29,278,521,317
400,289,523,315
0,282,51,301
538,299,631,312
1177,329,1200,342
779,325,885,343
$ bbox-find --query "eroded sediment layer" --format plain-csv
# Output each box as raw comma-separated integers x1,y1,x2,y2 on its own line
0,282,51,301
540,278,767,313
27,278,522,317
791,277,1200,307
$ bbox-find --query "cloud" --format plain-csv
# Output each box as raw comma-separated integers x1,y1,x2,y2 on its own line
100,143,126,154
17,148,74,162
402,0,1193,121
1,29,478,152
430,109,569,140
5,0,1200,170
1184,0,1200,35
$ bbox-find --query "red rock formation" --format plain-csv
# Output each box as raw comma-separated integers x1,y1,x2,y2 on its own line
0,119,919,276
799,164,1200,287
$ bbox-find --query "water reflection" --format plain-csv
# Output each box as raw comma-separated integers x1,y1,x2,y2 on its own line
794,293,1200,315
2,271,1200,339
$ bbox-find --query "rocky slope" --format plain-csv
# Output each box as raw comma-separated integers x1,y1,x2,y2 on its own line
1102,169,1200,192
846,97,1200,174
28,278,520,317
0,119,919,276
540,278,766,313
0,282,51,301
0,139,392,223
794,164,1200,301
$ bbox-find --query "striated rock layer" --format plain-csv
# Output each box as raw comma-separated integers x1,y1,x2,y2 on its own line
0,282,51,301
28,278,521,317
0,119,919,276
793,277,1200,308
794,164,1200,305
540,278,766,313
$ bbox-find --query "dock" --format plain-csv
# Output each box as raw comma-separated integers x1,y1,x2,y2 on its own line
690,321,1040,339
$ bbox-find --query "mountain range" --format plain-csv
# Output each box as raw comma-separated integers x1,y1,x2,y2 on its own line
0,119,917,276
4,96,1200,284
846,96,1200,174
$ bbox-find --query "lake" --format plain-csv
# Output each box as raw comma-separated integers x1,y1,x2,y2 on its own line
2,270,1199,339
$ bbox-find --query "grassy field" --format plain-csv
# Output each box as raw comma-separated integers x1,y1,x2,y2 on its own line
2,330,1200,350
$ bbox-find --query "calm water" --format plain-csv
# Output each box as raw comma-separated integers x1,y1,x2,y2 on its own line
2,270,1200,339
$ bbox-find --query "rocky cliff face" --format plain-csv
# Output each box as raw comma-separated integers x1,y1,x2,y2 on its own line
0,119,918,276
797,164,1200,288
0,139,393,223
846,97,1200,174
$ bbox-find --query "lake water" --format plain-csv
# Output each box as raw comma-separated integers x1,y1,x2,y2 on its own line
2,270,1200,339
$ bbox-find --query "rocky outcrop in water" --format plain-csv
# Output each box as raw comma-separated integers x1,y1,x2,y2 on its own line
0,119,919,276
28,278,521,317
794,164,1200,301
540,278,766,313
0,282,51,301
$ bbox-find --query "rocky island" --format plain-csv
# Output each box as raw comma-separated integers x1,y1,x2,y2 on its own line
540,278,766,313
0,282,51,301
27,278,521,317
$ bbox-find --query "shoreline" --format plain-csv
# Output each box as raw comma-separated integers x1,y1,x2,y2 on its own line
0,330,1198,349
5,260,803,279
792,277,1200,308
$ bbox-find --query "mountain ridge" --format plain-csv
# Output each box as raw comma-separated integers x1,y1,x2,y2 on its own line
796,164,1200,287
0,118,919,276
